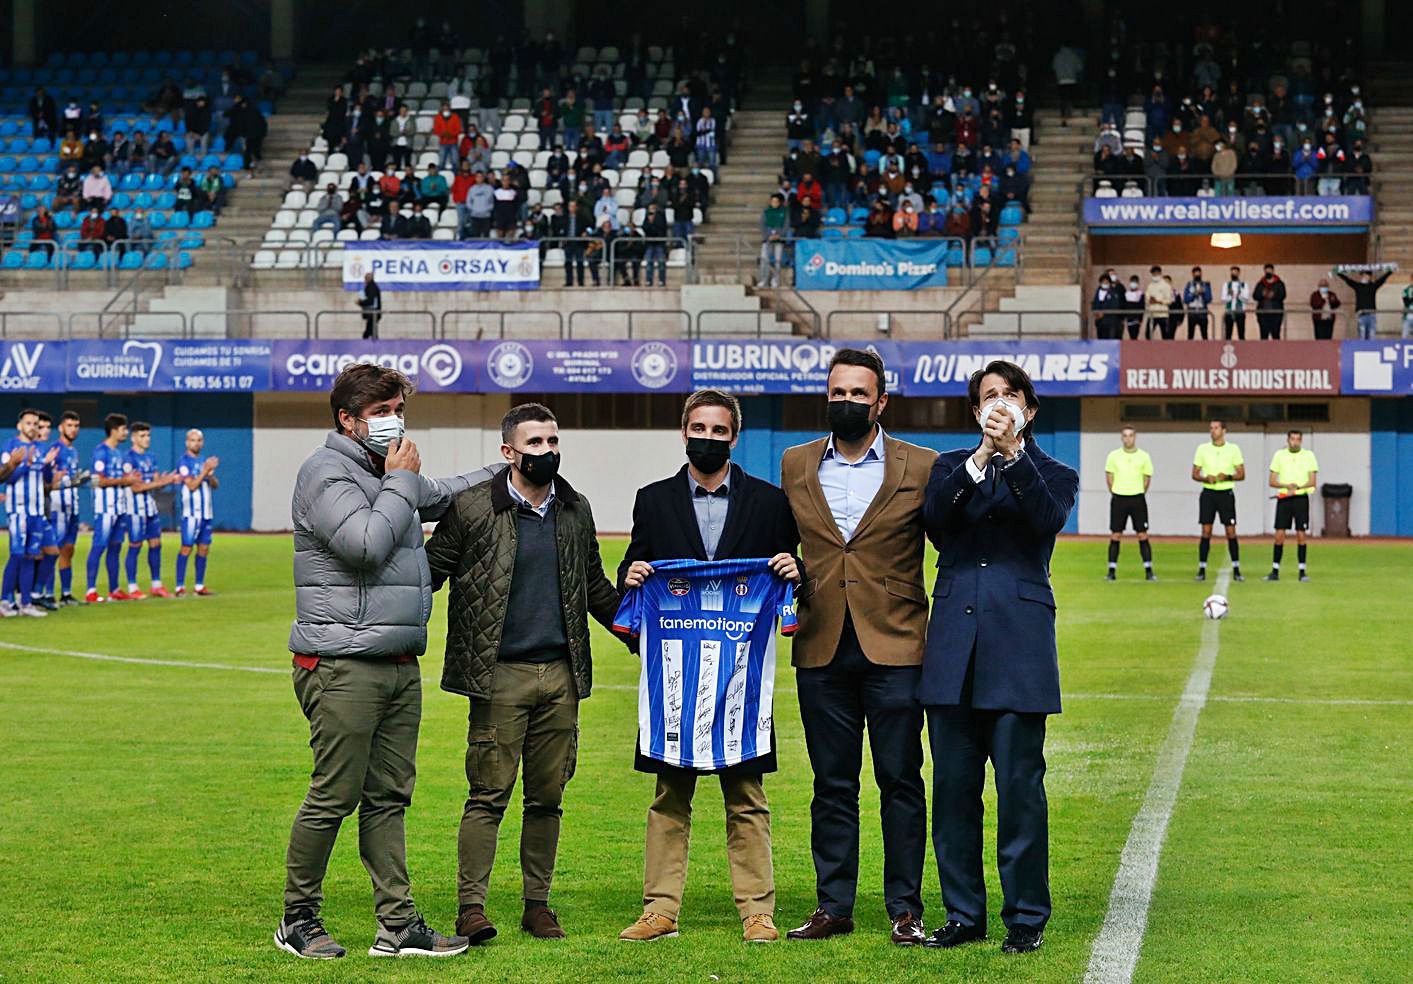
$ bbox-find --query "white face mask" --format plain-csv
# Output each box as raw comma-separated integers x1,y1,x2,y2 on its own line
979,398,1025,436
359,414,405,456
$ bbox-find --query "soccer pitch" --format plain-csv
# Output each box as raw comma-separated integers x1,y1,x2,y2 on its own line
1,535,1408,983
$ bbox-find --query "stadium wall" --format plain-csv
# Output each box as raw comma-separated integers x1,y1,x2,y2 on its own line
1370,398,1413,536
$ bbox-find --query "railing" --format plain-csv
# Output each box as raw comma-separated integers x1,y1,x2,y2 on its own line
1087,305,1360,340
565,308,691,339
1082,172,1371,198
0,311,65,339
312,309,438,338
824,308,954,337
66,309,188,338
695,308,800,338
956,308,1085,339
439,309,565,339
190,309,313,339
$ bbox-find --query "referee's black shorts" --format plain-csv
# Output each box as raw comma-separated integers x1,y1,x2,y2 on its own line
1274,495,1311,531
1109,493,1149,533
1198,488,1237,526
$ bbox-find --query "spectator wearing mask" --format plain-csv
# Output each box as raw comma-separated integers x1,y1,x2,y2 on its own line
358,272,381,339
1336,267,1393,339
129,209,153,253
1210,141,1237,196
380,201,409,240
535,87,559,148
405,203,432,240
759,193,789,287
199,167,226,213
81,129,110,172
1252,265,1288,340
29,205,57,256
669,179,697,246
186,95,213,158
1309,278,1342,340
290,148,318,187
452,163,478,237
420,164,450,208
1222,266,1249,339
461,124,491,174
82,165,113,211
641,202,669,287
492,175,521,238
1183,267,1213,339
1092,274,1124,339
55,165,84,211
80,207,106,255
390,105,416,170
603,126,631,169
151,131,179,176
312,183,343,233
787,101,811,150
1402,274,1413,338
1166,145,1202,197
970,195,999,239
432,102,463,172
1346,141,1373,195
592,186,619,232
943,202,971,240
892,199,919,238
466,177,495,237
793,203,820,239
864,198,893,238
1316,135,1346,196
1144,266,1175,339
1145,140,1169,196
1123,275,1145,339
1190,114,1220,162
28,86,57,137
58,129,84,171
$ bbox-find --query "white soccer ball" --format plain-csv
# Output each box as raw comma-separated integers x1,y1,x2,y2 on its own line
1202,594,1229,620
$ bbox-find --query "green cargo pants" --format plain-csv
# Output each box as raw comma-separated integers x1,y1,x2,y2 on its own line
457,658,580,907
284,656,421,926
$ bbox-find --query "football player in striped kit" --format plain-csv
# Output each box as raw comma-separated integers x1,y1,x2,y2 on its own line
28,412,64,610
175,428,219,596
1,408,59,616
124,421,180,599
86,413,139,604
47,411,85,607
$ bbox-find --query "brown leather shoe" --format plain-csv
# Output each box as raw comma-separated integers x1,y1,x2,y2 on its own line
786,907,854,941
891,912,927,946
521,904,566,939
742,913,779,943
455,904,497,946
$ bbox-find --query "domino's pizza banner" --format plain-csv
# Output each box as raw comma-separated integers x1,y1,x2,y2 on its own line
341,241,541,291
794,239,951,290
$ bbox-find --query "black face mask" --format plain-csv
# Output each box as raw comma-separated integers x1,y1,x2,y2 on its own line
826,399,876,443
685,437,731,474
515,449,560,487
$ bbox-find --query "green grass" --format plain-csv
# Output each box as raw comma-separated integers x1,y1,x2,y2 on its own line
0,535,1408,983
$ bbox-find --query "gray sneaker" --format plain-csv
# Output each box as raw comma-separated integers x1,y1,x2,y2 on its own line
274,913,346,960
18,604,48,618
369,916,469,958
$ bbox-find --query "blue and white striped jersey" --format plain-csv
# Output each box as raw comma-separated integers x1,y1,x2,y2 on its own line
614,558,796,772
49,440,81,515
178,453,214,520
2,437,47,517
91,443,129,515
126,449,160,518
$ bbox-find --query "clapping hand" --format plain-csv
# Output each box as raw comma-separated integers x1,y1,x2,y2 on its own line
986,405,1022,459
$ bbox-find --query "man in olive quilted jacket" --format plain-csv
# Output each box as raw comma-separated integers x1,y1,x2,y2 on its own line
426,402,620,946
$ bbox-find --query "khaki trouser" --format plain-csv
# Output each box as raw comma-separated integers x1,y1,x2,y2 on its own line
284,657,421,925
458,658,579,906
642,771,775,921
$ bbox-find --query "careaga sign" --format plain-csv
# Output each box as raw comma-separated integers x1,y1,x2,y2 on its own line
1119,341,1341,395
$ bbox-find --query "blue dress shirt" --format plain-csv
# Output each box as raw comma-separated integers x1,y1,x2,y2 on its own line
818,426,886,541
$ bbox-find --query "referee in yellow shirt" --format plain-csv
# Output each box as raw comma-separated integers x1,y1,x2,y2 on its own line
1104,427,1156,580
1265,430,1318,582
1191,419,1246,582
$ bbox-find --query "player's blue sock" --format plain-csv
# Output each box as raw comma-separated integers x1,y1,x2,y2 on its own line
37,554,56,599
86,538,103,592
17,556,35,607
194,554,207,588
175,551,188,588
125,545,140,587
148,545,162,584
105,544,121,594
59,564,72,596
2,554,19,603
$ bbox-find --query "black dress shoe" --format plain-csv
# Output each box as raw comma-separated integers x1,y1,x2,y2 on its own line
1001,926,1043,954
922,920,986,949
786,907,854,941
890,912,926,946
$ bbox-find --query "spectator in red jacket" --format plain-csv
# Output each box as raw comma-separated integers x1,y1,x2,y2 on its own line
796,172,823,211
432,101,463,172
955,106,979,149
452,161,479,237
80,208,106,255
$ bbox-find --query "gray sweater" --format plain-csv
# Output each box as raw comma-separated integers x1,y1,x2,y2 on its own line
288,430,500,659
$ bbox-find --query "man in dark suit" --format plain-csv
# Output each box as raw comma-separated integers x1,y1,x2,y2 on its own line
779,349,937,946
919,359,1078,955
615,390,800,945
380,202,410,240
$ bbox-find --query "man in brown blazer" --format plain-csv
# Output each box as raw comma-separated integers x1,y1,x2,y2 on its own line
779,348,938,946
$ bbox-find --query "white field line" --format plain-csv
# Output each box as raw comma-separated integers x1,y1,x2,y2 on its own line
1083,567,1229,984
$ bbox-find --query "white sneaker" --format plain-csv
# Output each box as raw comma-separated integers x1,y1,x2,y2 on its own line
18,604,48,618
0,601,16,618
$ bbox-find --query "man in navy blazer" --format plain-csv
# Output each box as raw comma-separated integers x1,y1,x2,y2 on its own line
918,360,1078,955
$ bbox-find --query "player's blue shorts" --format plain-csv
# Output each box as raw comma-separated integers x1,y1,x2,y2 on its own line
39,514,58,550
50,510,80,548
7,512,46,556
181,516,213,547
128,513,162,543
91,513,126,551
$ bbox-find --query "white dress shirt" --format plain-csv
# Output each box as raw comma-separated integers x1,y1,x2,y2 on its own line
965,438,1026,483
818,427,886,541
506,475,556,517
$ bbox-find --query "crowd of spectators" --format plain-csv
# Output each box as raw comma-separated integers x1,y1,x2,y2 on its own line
1090,262,1408,340
1087,18,1371,197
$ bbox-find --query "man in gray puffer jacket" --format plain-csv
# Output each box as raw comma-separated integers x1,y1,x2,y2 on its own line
278,362,499,962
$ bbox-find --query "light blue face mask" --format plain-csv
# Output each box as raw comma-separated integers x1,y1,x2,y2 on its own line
359,413,405,456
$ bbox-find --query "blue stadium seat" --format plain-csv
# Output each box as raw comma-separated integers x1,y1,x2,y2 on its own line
167,211,190,229
19,193,37,209
972,246,993,266
823,207,845,226
144,251,168,269
111,192,131,209
155,192,176,209
200,154,222,170
864,150,881,168
223,153,243,170
998,227,1020,245
190,210,213,229
17,156,37,173
31,137,50,153
53,211,75,229
24,250,49,269
148,211,168,228
842,226,865,238
0,157,15,172
72,251,97,270
994,248,1017,267
2,250,25,269
119,172,142,190
177,251,193,269
848,206,869,224
144,173,164,189
179,233,205,248
999,203,1024,226
944,245,965,267
133,191,154,208
821,227,844,239
119,251,143,269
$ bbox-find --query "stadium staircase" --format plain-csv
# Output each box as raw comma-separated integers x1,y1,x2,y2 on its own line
1016,106,1086,287
1367,61,1413,273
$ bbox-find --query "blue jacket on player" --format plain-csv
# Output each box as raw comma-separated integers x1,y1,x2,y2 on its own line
918,440,1078,714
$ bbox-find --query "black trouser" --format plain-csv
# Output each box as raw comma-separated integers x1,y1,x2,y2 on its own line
926,652,1050,933
1312,315,1335,340
362,311,380,339
1257,311,1283,340
795,614,926,920
390,145,413,169
1223,312,1246,339
1187,313,1209,339
1124,317,1142,340
563,243,586,286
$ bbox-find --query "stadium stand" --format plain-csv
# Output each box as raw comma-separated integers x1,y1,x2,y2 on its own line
253,42,738,282
0,50,283,277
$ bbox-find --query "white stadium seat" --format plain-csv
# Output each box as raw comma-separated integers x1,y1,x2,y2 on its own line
275,249,301,269
543,248,565,267
542,188,563,207
287,229,311,244
325,152,348,171
251,249,277,269
262,230,287,245
626,150,650,168
272,210,296,229
282,190,307,209
432,228,455,240
495,132,517,150
336,228,358,241
359,229,381,240
296,209,317,228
